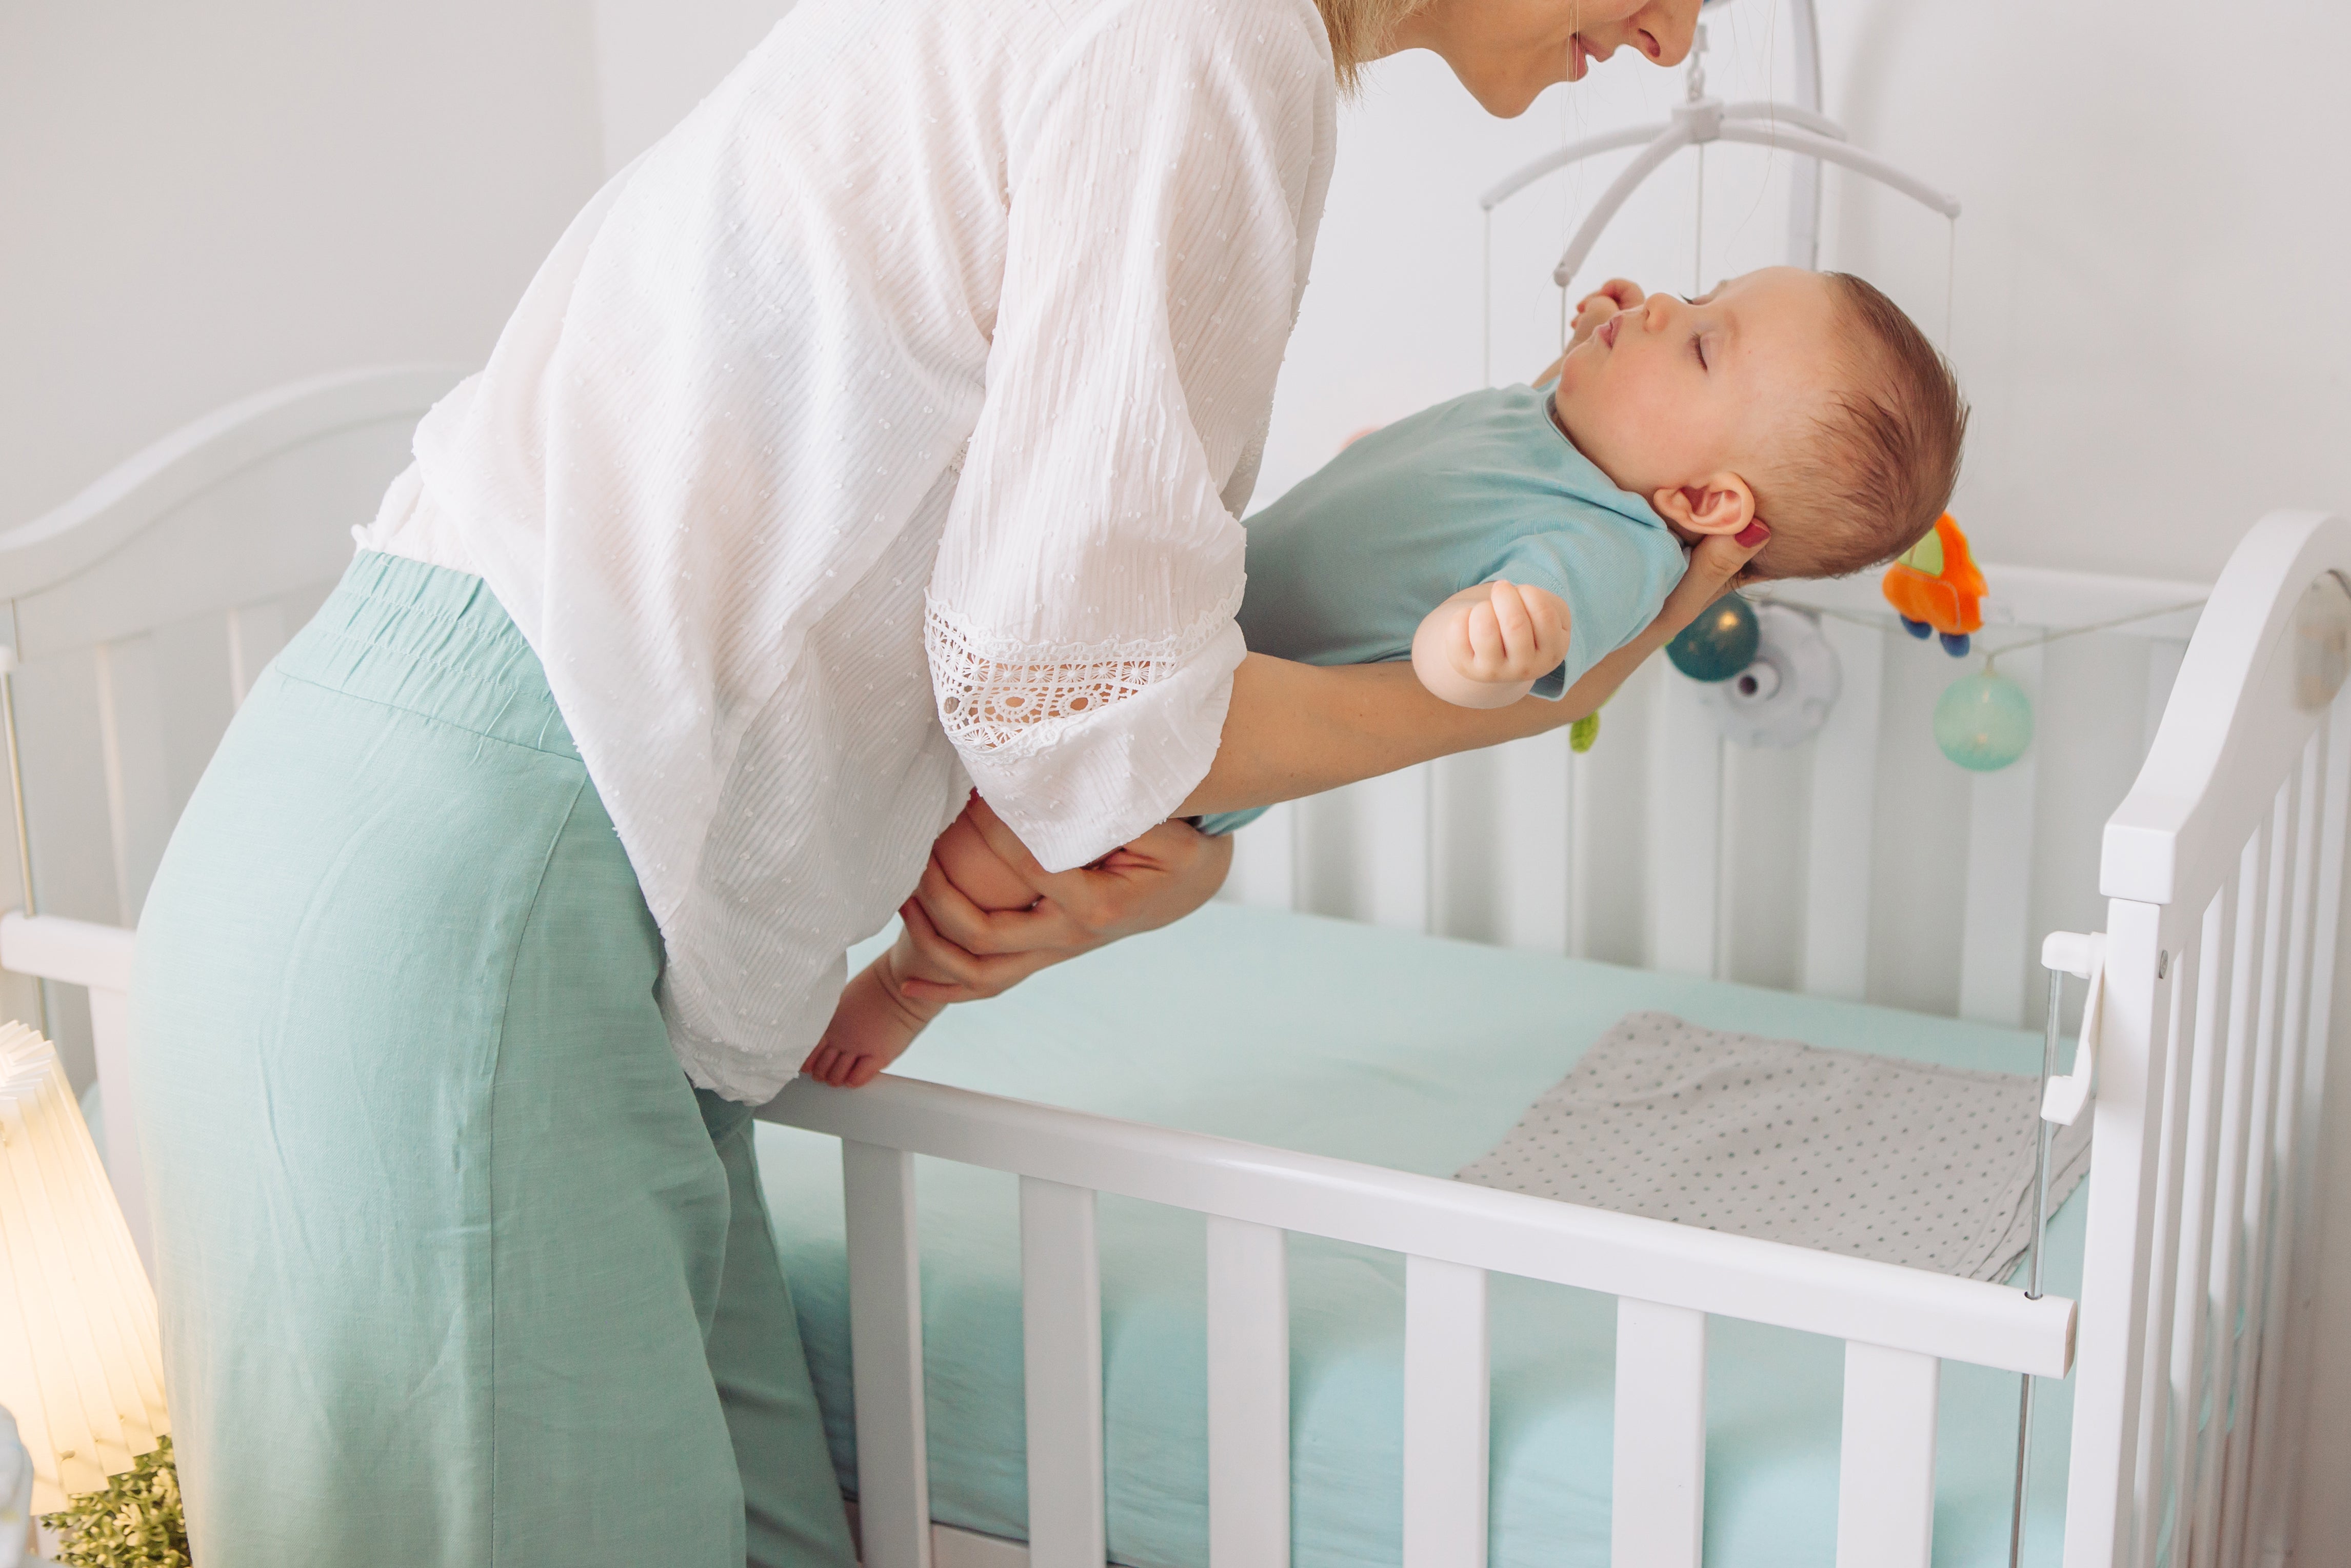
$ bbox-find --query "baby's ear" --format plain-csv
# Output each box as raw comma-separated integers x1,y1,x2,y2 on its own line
1652,473,1757,537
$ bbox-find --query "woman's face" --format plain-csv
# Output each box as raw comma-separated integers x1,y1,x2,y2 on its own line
1392,0,1701,117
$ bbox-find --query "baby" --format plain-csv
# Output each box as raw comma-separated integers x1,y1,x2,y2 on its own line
803,266,1967,1086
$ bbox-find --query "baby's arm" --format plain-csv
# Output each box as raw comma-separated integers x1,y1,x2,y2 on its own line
1410,580,1573,709
1532,279,1648,383
803,800,1041,1088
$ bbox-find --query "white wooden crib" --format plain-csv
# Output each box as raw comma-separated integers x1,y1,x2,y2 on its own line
3,369,2340,1568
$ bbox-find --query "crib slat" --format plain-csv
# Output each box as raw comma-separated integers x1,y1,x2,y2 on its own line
1020,1178,1105,1568
844,1140,933,1568
2217,780,2304,1568
227,599,292,707
2164,890,2235,1568
1959,645,2040,1025
2060,894,2173,1568
1647,667,1722,978
2246,705,2351,1564
1402,1255,1488,1568
1611,1298,1705,1568
1834,1342,1939,1568
92,637,174,924
1801,617,1882,1000
1226,802,1299,912
1498,728,1571,955
1365,765,1432,934
1206,1216,1289,1567
2130,920,2203,1568
2189,828,2272,1568
2229,741,2323,1568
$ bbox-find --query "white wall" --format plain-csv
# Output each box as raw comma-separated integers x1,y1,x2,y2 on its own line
0,0,607,529
0,0,605,1086
590,0,794,173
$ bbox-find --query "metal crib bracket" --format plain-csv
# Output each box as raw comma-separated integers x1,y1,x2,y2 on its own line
2038,931,2105,1127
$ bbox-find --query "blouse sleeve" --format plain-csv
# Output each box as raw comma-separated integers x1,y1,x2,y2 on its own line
924,0,1334,872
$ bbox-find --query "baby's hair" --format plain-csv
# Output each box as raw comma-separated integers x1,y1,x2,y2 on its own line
1749,273,1969,581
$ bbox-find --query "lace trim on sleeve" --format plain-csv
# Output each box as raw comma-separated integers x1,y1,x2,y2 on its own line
925,587,1245,760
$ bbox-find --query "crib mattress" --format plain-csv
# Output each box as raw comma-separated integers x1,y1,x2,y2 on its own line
757,902,2082,1567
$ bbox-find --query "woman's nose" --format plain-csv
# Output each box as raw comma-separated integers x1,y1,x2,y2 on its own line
1638,2,1698,66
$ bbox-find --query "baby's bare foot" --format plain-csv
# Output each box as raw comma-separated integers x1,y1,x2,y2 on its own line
802,951,941,1088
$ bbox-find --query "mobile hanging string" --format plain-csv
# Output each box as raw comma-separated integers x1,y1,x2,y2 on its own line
1689,25,1708,298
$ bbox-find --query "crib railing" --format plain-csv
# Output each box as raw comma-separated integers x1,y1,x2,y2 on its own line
756,1075,2077,1568
2065,512,2351,1568
1223,565,2205,1033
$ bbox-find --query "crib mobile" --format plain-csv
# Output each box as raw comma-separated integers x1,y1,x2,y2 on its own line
1477,8,2075,773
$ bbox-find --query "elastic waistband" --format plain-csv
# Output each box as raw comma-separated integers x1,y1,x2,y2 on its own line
271,551,577,760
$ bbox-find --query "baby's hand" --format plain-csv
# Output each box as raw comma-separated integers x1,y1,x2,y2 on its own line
1568,279,1645,351
1410,581,1573,709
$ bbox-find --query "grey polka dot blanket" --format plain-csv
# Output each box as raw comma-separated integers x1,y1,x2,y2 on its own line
1455,1011,2094,1283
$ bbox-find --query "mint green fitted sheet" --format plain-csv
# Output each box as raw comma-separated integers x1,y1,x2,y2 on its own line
758,903,2081,1566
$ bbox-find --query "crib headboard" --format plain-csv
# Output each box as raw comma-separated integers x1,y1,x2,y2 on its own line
0,365,460,1079
1223,566,2206,1033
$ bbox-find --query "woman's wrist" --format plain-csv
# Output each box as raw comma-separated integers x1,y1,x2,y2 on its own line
1176,654,1573,818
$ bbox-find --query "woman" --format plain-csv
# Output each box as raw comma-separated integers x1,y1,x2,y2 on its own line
130,0,1743,1562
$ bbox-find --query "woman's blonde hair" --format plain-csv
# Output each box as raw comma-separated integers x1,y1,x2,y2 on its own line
1317,0,1431,91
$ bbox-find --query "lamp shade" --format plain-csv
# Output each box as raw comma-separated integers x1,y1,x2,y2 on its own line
0,1023,168,1515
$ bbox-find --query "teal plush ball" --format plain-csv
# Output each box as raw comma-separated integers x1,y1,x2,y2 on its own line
1666,594,1761,682
1935,670,2034,771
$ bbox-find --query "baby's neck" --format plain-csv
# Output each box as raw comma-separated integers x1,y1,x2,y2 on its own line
1544,383,1685,540
1543,383,1714,550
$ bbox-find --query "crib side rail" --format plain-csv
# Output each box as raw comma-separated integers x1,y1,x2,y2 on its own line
2067,510,2351,1568
0,912,144,1276
758,1074,2076,1568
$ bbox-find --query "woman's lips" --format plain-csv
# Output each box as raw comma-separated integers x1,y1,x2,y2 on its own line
1569,35,1589,80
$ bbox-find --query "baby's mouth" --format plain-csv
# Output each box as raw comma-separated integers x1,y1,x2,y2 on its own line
1598,315,1621,349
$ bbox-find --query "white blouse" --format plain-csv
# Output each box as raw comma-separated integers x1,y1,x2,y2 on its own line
365,0,1337,1102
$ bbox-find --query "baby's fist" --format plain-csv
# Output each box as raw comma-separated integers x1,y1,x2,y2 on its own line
1457,580,1571,683
1569,279,1645,351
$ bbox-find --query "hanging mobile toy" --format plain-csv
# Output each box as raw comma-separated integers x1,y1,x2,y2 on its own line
1665,592,1761,682
1881,513,1985,657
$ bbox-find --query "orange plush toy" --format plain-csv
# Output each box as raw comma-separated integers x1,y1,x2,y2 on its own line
1882,513,1986,657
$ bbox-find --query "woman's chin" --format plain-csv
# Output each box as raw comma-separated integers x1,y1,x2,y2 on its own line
1458,71,1552,119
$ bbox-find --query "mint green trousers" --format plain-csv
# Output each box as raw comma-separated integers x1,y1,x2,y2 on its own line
129,552,857,1567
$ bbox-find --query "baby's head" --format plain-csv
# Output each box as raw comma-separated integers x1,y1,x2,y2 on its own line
1551,267,1967,580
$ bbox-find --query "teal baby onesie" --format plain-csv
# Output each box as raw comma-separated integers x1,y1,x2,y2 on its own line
1201,383,1685,835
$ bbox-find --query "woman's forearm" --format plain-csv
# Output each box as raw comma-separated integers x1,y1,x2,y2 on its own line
1178,526,1766,818
1177,654,1572,816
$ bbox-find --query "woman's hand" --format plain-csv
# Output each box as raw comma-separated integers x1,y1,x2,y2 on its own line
1555,521,1770,716
894,797,1232,1004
